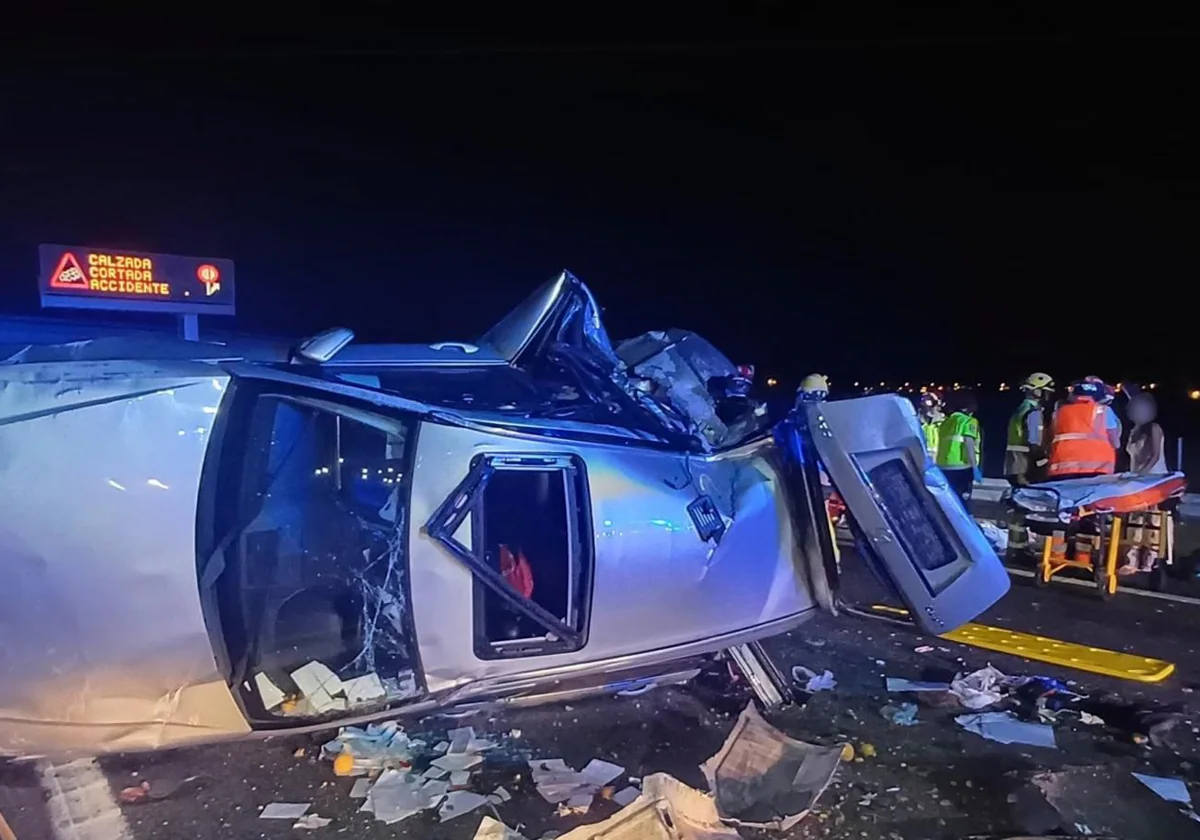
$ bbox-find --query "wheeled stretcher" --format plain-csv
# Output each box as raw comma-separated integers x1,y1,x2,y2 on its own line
1010,472,1187,598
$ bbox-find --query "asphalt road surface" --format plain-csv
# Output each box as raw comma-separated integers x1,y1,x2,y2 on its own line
5,553,1200,840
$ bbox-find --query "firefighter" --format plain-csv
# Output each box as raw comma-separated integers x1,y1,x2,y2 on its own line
917,391,945,458
1004,373,1054,551
1047,377,1119,478
1005,372,1054,487
797,373,830,404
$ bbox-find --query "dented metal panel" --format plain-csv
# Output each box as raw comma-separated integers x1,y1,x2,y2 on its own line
0,361,249,756
406,421,815,697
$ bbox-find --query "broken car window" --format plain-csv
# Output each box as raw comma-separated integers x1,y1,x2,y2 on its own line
215,395,421,720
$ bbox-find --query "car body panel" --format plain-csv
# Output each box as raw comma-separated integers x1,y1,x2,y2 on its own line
0,362,249,756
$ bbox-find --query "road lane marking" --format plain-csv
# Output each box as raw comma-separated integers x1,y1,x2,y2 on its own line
37,759,132,840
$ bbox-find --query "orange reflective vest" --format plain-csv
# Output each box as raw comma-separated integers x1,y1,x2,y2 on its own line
1047,398,1116,477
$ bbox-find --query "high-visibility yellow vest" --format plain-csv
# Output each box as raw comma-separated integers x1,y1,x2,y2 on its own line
937,412,979,469
921,420,939,456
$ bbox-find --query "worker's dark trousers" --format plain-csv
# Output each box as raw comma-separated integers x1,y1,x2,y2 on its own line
943,467,974,504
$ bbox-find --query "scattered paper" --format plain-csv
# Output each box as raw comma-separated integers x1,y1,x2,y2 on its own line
423,766,450,780
293,814,331,829
886,678,953,693
440,790,489,821
1132,773,1191,804
450,770,472,787
956,711,1057,748
701,702,842,831
491,786,512,803
349,778,372,798
343,672,387,705
291,661,347,714
254,672,286,710
432,752,485,773
259,803,311,820
580,759,625,786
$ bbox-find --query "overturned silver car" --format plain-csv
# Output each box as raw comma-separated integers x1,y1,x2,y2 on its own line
0,272,1008,758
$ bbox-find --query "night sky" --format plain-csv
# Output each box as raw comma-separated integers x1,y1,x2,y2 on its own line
2,9,1196,387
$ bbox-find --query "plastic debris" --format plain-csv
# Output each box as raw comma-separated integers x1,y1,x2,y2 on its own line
1132,773,1191,804
791,665,836,692
914,645,935,654
950,665,1009,710
701,702,843,831
840,743,855,761
259,803,311,820
881,703,919,726
293,814,331,829
956,711,1057,748
860,743,877,758
321,721,424,775
979,520,1009,551
886,678,952,693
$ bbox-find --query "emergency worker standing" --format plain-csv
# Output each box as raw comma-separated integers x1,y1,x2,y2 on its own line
1004,373,1054,486
917,392,945,458
936,390,982,502
1047,377,1119,478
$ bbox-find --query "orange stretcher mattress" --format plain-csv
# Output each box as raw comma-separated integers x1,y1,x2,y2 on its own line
1011,471,1187,521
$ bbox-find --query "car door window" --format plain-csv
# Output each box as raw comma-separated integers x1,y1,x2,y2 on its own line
208,392,422,723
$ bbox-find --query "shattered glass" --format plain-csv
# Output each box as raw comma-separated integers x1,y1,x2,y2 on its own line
211,396,422,720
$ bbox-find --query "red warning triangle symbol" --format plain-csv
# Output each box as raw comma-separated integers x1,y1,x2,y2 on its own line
49,252,89,290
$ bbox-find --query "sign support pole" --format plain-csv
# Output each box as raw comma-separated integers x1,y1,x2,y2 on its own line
179,314,199,342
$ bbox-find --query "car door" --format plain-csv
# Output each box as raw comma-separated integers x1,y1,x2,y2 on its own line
802,394,1010,634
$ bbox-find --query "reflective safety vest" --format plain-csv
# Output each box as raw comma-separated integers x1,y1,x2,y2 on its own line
1047,398,1115,477
921,420,939,456
936,412,979,469
1006,399,1039,453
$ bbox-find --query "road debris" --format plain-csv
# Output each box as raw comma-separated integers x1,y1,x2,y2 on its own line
557,773,740,840
293,813,331,829
1131,773,1191,805
700,702,842,831
950,665,1009,709
880,702,919,725
885,677,952,693
259,803,311,820
529,757,626,807
791,665,836,692
474,815,527,840
956,712,1057,748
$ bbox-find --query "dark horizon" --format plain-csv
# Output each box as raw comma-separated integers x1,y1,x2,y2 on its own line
2,11,1196,387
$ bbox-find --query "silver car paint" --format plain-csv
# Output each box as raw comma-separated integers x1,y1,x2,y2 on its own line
407,421,814,694
0,359,813,757
0,361,249,756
